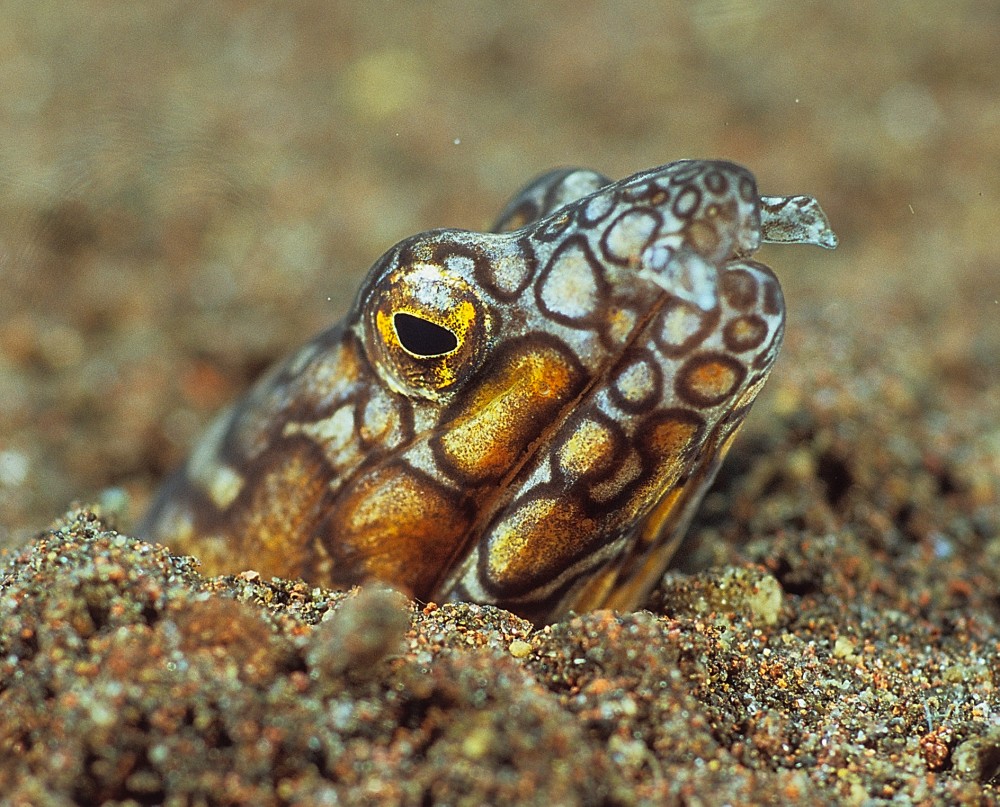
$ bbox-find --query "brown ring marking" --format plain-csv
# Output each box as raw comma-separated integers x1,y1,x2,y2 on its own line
534,234,610,328
474,234,536,302
353,380,416,450
579,405,708,520
426,238,492,277
667,161,704,184
577,189,619,226
734,260,782,316
752,322,785,370
599,207,664,266
475,485,611,601
722,314,769,353
674,352,748,408
392,230,447,268
704,169,730,195
621,180,665,205
651,298,721,358
634,406,707,474
274,328,369,425
672,183,703,220
218,434,337,580
318,458,476,600
548,408,629,487
607,346,665,414
762,274,782,316
476,533,612,621
220,348,354,466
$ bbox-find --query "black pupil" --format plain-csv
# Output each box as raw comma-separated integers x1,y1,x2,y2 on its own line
393,312,458,357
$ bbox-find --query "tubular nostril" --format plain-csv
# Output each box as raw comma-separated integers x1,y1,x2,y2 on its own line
759,195,839,249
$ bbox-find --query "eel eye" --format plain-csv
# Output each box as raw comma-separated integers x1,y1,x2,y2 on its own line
366,254,492,400
393,312,458,357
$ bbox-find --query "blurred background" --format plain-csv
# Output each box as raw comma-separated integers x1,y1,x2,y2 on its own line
1,0,997,549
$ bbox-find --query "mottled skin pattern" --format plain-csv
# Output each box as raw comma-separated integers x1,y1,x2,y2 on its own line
142,160,836,623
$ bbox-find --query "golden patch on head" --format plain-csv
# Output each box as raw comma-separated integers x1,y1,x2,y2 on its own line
230,441,332,580
648,414,701,458
486,496,595,589
557,418,617,480
620,412,704,516
326,465,470,598
434,342,581,482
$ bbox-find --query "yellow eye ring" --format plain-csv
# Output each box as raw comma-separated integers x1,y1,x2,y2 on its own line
367,262,491,399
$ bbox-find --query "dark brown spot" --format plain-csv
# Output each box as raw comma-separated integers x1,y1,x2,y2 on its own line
720,268,759,311
762,276,783,316
648,188,668,205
